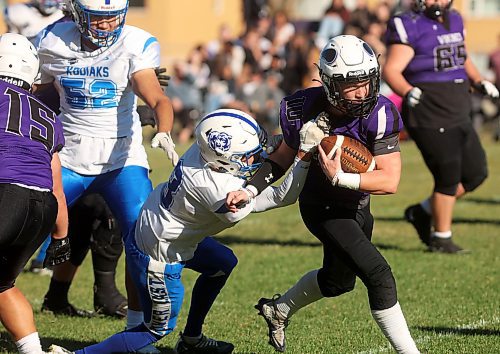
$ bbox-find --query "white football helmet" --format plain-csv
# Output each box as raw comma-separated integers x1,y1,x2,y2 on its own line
65,0,128,47
196,109,264,180
318,35,380,118
0,33,39,90
34,0,64,15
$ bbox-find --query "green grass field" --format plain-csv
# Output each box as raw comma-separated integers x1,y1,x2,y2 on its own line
1,131,499,354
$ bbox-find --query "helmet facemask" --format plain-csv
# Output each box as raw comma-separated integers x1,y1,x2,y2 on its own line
318,35,380,119
415,0,453,20
69,0,128,48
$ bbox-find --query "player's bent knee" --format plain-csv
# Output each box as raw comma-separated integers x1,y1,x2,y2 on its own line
214,249,238,277
365,265,397,310
317,269,355,297
463,171,487,192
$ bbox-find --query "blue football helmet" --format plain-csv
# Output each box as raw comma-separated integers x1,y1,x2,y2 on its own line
66,0,129,47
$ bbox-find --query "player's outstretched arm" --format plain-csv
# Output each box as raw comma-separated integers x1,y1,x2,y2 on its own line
132,68,179,165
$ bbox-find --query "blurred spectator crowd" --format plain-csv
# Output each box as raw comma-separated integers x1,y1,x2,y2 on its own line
166,0,497,143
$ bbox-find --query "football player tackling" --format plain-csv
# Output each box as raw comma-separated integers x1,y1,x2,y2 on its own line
227,35,420,353
48,108,324,353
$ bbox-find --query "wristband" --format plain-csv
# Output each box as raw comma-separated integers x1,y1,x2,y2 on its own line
331,171,360,190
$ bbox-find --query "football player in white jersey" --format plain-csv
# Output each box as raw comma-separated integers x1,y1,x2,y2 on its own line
33,0,178,351
4,0,65,42
47,108,324,354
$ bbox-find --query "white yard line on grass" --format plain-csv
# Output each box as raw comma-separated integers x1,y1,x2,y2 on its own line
356,316,500,354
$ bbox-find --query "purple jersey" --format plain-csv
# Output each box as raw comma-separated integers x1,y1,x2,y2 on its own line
0,80,64,190
385,10,468,85
280,86,403,208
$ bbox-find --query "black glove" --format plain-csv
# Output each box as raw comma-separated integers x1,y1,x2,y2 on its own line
155,67,171,87
43,236,71,268
137,105,156,127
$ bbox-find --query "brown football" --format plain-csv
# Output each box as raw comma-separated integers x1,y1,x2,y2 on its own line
320,135,376,173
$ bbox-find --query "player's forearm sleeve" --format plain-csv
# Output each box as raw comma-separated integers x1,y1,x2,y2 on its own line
252,157,310,212
246,158,287,193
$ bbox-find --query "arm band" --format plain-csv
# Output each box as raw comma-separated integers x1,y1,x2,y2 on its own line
247,158,287,194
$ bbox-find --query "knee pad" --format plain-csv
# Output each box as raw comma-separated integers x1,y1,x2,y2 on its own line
365,264,397,310
317,268,355,298
90,219,123,261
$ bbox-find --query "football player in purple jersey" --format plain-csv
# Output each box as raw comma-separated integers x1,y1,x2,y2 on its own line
226,35,420,353
0,33,70,354
384,0,499,253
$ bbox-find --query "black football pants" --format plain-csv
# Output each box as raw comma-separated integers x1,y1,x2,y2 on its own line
299,201,397,310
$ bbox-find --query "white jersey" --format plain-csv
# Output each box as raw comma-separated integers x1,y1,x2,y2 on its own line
37,22,160,139
4,3,63,41
135,144,311,263
37,23,160,173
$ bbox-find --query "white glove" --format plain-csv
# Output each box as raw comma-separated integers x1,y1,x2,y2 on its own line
315,111,331,135
151,132,179,166
299,120,327,153
405,87,422,107
479,80,499,98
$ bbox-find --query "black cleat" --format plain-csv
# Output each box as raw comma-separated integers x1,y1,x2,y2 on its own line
174,332,234,353
42,298,94,318
404,204,432,246
428,237,467,254
94,287,128,318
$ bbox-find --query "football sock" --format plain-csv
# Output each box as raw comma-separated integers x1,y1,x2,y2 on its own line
432,230,452,239
126,309,144,329
276,269,323,319
420,198,432,215
183,273,229,337
74,324,160,354
371,302,420,354
16,332,44,354
44,278,70,304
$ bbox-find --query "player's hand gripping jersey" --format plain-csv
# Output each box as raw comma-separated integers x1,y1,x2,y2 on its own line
280,87,402,209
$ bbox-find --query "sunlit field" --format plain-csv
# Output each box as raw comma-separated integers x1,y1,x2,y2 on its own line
1,128,499,354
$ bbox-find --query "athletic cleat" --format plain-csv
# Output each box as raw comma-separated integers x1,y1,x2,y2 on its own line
48,344,74,353
94,288,128,318
174,332,234,353
136,343,161,354
428,237,467,254
255,295,289,352
404,204,432,246
42,298,94,318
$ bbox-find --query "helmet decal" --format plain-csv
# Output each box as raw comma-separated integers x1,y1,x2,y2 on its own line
207,131,232,155
321,48,337,64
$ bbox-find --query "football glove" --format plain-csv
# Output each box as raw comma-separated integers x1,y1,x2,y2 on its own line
155,67,170,88
43,236,71,268
136,105,156,127
151,132,179,166
315,111,331,135
299,119,327,153
405,87,422,107
478,80,499,99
